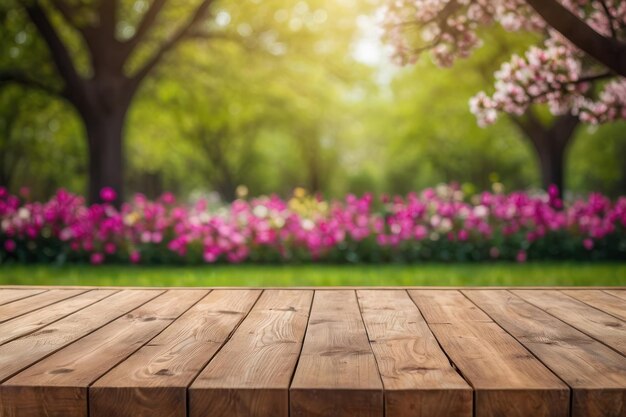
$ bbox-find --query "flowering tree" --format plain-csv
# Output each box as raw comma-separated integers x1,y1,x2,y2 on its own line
384,0,626,193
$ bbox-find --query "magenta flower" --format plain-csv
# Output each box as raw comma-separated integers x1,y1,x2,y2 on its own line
99,187,117,203
129,251,141,264
160,192,176,205
4,239,16,252
104,242,116,254
0,184,624,265
90,252,104,265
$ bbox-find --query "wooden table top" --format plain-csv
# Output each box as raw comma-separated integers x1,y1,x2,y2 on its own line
0,287,624,417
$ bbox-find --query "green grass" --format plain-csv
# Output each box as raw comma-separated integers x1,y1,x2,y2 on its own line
1,263,625,286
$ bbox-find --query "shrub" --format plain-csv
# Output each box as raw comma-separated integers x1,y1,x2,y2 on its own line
1,185,625,264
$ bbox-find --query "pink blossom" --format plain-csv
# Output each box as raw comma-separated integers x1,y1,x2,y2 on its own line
384,0,626,126
160,192,176,205
104,242,117,254
0,184,624,264
99,187,117,203
129,251,141,263
90,252,104,265
4,239,16,252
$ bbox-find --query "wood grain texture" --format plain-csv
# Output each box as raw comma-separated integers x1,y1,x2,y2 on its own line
91,289,261,417
605,290,626,301
190,289,312,417
0,289,46,306
514,290,626,355
409,290,569,417
563,289,626,321
290,290,383,417
0,289,117,345
0,289,162,384
409,289,492,323
0,288,624,417
465,289,626,417
0,289,86,322
0,290,206,417
357,289,472,417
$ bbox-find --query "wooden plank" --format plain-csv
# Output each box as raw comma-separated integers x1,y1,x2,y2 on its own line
514,290,626,355
465,290,626,417
0,289,86,322
0,289,46,306
605,290,626,302
189,290,311,417
290,290,383,417
0,289,117,345
91,289,261,417
409,290,569,417
0,289,162,383
0,289,207,417
563,290,626,321
410,288,492,323
357,290,472,417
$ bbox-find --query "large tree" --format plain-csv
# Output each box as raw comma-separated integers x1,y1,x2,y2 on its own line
384,0,626,193
1,0,225,205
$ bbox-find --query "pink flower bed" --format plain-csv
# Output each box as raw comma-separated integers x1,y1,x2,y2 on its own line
1,185,625,264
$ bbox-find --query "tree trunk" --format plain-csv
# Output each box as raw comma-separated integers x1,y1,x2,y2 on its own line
512,113,579,198
216,181,236,202
537,141,566,193
83,105,128,206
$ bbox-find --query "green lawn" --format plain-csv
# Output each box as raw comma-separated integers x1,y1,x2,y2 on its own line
0,263,625,286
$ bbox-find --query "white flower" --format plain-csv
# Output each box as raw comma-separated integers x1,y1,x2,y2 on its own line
59,228,73,241
301,219,315,231
430,214,441,227
18,208,30,220
474,205,489,218
253,205,269,218
439,218,453,232
273,216,285,228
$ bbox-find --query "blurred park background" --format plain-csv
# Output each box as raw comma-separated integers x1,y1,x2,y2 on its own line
2,0,626,201
1,0,625,285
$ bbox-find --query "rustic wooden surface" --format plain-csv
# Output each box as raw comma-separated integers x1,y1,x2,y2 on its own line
0,287,624,417
409,290,570,417
190,290,309,417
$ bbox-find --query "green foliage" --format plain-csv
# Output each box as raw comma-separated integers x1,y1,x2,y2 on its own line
568,122,626,198
0,85,85,195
